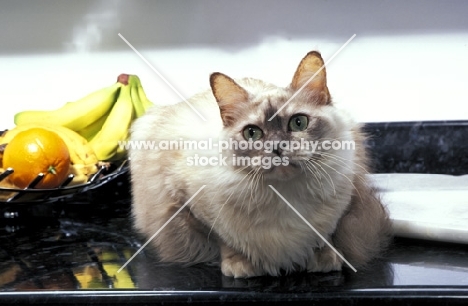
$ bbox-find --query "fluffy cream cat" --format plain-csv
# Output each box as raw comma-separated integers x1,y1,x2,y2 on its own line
130,51,392,278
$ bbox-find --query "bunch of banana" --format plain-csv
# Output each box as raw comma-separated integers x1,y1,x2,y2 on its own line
76,74,154,161
82,74,154,160
7,73,155,186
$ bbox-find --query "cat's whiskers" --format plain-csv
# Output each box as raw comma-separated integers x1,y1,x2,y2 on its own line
317,150,369,174
303,157,337,197
207,165,251,241
231,165,265,215
314,152,369,188
227,165,264,215
246,169,255,207
229,166,256,206
314,151,368,185
206,165,249,212
314,158,364,203
306,157,339,202
250,167,264,211
298,133,368,186
232,165,253,175
299,157,326,201
238,168,257,213
313,134,354,143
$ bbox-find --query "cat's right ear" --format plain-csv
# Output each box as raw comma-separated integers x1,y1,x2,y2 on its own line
291,51,331,105
210,72,249,126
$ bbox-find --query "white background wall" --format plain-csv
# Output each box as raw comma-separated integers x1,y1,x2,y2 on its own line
1,0,467,127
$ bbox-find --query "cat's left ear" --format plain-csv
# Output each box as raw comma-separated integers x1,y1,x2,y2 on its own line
291,51,331,105
210,72,249,126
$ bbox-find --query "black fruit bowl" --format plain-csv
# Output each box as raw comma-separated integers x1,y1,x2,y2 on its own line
0,160,129,204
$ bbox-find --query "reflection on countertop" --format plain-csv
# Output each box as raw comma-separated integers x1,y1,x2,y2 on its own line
1,212,468,298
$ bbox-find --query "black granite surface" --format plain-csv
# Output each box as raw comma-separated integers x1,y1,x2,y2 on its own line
0,120,467,305
1,209,468,305
363,120,468,175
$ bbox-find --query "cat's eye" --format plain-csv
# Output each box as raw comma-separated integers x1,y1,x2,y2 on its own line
288,115,309,131
243,125,263,141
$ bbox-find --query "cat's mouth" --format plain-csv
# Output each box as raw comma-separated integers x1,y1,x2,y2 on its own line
259,161,300,181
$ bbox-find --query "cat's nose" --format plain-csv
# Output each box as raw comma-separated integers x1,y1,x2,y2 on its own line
272,147,283,156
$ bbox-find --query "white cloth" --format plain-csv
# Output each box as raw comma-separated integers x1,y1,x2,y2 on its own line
370,174,468,244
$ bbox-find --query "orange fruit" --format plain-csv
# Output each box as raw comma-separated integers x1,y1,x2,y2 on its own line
3,127,71,189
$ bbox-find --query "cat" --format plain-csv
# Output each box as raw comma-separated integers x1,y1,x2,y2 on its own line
130,51,392,278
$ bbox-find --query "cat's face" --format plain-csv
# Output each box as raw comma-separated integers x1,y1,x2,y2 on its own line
210,52,339,181
220,86,333,180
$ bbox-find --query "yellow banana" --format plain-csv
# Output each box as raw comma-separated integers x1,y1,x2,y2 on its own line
14,75,127,131
111,130,130,161
75,108,111,142
67,163,99,186
129,76,146,118
130,75,155,113
89,83,135,161
0,140,4,168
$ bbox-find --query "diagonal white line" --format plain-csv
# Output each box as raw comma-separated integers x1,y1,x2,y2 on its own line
117,185,206,273
268,185,357,273
118,33,207,121
268,34,356,121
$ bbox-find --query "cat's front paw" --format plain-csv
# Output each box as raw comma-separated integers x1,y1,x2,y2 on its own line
221,254,262,278
307,246,343,273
